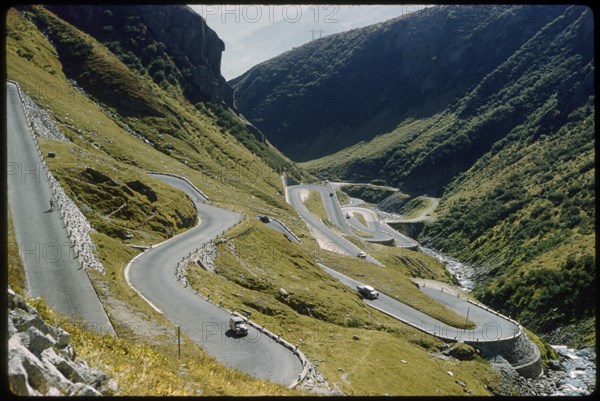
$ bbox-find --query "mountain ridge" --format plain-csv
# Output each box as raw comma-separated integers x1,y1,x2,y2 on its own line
47,5,233,106
231,5,569,165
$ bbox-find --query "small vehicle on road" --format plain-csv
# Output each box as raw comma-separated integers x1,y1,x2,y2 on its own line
258,215,270,223
357,284,379,300
229,315,249,336
357,251,367,259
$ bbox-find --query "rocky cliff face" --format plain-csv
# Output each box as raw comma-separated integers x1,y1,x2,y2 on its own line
47,4,233,106
8,288,117,396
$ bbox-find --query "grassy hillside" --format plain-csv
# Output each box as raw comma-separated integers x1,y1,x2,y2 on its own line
6,6,510,395
186,221,493,395
422,99,595,337
28,297,298,396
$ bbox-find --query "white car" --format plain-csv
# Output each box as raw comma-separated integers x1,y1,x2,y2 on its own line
357,251,367,259
357,284,379,300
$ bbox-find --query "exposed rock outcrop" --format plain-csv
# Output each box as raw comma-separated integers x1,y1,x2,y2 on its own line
8,288,117,396
47,4,233,106
126,180,158,203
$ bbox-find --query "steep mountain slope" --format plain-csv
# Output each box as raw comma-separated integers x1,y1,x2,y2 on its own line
47,4,232,106
231,5,567,165
231,5,595,341
6,6,512,395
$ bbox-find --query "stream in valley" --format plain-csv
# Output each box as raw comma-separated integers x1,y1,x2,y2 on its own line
418,246,596,396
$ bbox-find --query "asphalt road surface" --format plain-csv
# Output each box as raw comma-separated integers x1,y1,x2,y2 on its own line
6,81,114,334
305,185,395,244
286,184,381,264
343,206,419,248
319,264,519,341
128,173,302,386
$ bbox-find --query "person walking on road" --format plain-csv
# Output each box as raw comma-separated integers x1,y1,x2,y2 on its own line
49,197,54,211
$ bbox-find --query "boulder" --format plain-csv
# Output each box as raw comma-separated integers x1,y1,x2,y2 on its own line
55,328,71,348
56,344,75,360
46,387,63,396
68,382,102,396
23,326,56,355
8,288,35,313
8,288,115,396
53,357,85,383
11,308,48,334
547,359,561,371
8,315,17,337
9,335,70,395
8,348,39,395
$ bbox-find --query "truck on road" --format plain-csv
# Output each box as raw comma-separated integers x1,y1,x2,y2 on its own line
229,315,249,336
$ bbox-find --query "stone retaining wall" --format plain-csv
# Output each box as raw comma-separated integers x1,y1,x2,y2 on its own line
8,80,104,273
472,333,542,379
368,287,541,378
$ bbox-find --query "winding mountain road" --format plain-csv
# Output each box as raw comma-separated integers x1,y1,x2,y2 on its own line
127,173,302,386
260,217,300,243
320,265,519,341
285,179,519,341
342,206,419,249
285,184,382,265
8,81,302,386
288,184,417,249
382,196,440,223
6,81,114,334
305,185,395,244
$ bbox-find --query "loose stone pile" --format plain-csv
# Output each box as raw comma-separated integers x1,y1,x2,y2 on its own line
8,288,117,396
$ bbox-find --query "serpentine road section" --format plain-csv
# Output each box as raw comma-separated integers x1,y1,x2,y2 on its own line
286,184,381,265
6,81,114,335
287,184,417,250
306,184,394,244
342,206,419,249
319,264,520,342
126,173,302,386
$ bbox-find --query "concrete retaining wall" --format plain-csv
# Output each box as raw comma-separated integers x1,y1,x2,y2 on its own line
388,221,424,240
